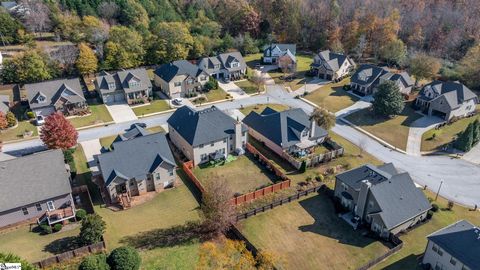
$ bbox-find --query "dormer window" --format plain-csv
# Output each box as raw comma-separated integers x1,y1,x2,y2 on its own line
231,62,239,68
214,64,220,69
128,80,140,88
108,82,115,90
37,95,46,103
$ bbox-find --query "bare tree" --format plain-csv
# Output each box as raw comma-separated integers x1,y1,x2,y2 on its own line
310,108,336,131
19,0,51,35
278,55,294,79
49,45,79,75
358,138,367,157
97,2,120,25
251,71,267,93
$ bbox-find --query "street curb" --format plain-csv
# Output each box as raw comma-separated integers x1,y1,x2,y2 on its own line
76,121,116,131
299,97,320,109
194,98,233,107
137,108,176,118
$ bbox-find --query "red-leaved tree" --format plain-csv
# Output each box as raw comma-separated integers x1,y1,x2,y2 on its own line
40,112,78,149
0,112,8,130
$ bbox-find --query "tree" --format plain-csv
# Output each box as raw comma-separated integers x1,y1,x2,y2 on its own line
197,239,256,270
458,44,480,90
80,253,110,270
242,33,258,54
19,0,51,34
379,39,407,66
473,119,480,144
200,178,235,238
107,246,141,270
40,112,78,150
149,22,194,63
455,123,475,152
79,214,106,245
0,112,8,130
50,45,79,75
372,81,405,117
278,55,294,77
1,51,55,83
251,72,267,93
6,111,16,127
97,1,120,24
0,10,23,45
310,108,336,130
76,43,98,75
119,0,149,29
242,5,260,37
0,252,36,270
222,33,235,51
103,26,144,69
409,54,441,86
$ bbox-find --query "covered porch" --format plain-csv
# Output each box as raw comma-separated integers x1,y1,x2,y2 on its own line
126,90,150,105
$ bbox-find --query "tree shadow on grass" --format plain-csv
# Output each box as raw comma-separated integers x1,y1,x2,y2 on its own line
43,236,80,254
119,221,204,250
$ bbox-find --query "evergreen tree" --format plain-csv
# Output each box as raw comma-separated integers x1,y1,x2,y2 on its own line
472,119,480,144
455,123,474,152
372,81,405,117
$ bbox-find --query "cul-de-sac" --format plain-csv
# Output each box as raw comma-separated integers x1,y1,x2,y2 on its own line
0,1,479,269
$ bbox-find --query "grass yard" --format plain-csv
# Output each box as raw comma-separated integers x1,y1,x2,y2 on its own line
193,153,279,195
421,115,479,152
239,192,389,270
0,225,81,263
345,104,422,151
0,119,38,142
373,191,480,270
243,53,263,68
235,79,260,94
193,89,228,105
99,126,165,149
304,78,359,112
239,103,290,115
132,100,170,117
68,104,113,128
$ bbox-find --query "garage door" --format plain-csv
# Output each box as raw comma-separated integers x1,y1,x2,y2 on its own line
34,106,55,116
114,93,125,102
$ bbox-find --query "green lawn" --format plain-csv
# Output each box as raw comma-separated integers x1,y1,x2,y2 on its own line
239,192,389,270
0,225,81,262
304,78,359,113
0,119,38,142
71,145,102,203
239,103,290,116
68,104,113,128
243,53,263,68
193,154,279,195
99,126,165,149
373,191,480,270
421,115,479,152
235,79,260,94
132,100,171,117
345,104,422,151
193,89,228,105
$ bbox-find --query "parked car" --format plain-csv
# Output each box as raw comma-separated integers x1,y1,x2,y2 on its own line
172,98,183,105
36,115,45,126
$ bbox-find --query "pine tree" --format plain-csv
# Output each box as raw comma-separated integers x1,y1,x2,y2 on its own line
472,119,480,145
455,123,474,152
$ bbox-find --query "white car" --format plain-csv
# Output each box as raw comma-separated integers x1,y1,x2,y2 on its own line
172,98,183,105
36,115,45,126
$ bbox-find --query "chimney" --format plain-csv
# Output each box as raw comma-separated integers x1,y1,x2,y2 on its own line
234,121,243,152
355,179,372,220
309,119,316,138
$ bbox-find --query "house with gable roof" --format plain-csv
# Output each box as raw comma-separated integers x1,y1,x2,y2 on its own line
350,64,414,96
95,68,152,105
334,163,431,238
97,133,177,206
25,78,87,116
415,81,478,121
197,52,247,81
310,50,355,81
263,44,297,65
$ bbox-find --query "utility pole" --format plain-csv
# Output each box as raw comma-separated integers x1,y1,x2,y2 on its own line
435,180,443,201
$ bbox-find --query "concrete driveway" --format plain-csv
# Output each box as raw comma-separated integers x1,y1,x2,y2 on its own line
462,143,480,164
79,139,102,175
406,116,444,156
218,81,249,99
106,103,138,123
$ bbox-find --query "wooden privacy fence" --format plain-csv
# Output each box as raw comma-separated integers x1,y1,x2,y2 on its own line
235,185,324,221
356,235,404,270
33,240,106,268
229,180,291,205
281,139,345,169
182,160,205,193
246,143,289,180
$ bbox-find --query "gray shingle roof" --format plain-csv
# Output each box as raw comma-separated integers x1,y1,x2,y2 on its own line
98,133,175,186
350,64,386,86
263,44,297,56
95,68,152,95
312,50,350,72
427,220,480,269
113,124,150,144
242,107,328,149
198,52,246,74
167,105,247,147
336,163,393,190
25,78,85,110
0,150,72,212
379,71,414,88
418,81,478,109
154,60,205,82
0,95,9,114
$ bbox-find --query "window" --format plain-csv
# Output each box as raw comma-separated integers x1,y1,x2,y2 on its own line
341,183,348,191
200,76,207,81
223,139,227,143
199,144,204,148
242,131,246,136
432,244,438,252
450,257,456,266
437,248,443,256
368,200,374,209
155,173,161,180
187,79,194,84
46,201,55,211
201,154,208,160
130,180,135,186
174,82,182,87
22,207,28,215
210,143,214,147
35,203,42,211
168,169,174,176
108,82,115,89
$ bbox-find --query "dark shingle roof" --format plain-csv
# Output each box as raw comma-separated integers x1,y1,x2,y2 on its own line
336,164,393,190
0,150,72,211
418,81,478,109
379,71,414,88
312,50,350,72
242,107,328,149
154,60,204,82
350,64,386,86
427,220,480,269
263,44,297,56
198,52,246,74
167,105,247,147
25,78,85,109
98,133,175,186
113,124,150,144
95,68,152,95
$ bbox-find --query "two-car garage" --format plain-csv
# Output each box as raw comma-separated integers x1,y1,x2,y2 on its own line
102,92,125,105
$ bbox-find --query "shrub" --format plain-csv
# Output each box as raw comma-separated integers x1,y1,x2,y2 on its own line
426,210,434,219
79,214,106,245
40,224,52,234
76,209,87,220
26,111,35,119
79,253,110,270
53,223,63,232
431,203,439,212
447,200,454,211
328,166,337,175
6,111,16,127
315,174,324,182
305,176,312,183
299,161,307,173
107,246,141,270
0,253,36,270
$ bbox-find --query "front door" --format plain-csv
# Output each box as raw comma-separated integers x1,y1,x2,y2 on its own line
116,183,127,194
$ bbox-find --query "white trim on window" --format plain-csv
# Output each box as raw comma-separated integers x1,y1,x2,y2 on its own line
47,201,55,211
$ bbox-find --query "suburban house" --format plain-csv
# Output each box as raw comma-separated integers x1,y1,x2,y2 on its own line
167,105,248,165
154,60,210,99
262,43,296,65
310,50,355,81
0,150,76,228
197,52,247,81
0,94,10,114
97,133,177,206
111,123,150,146
415,81,478,121
95,68,152,105
242,107,328,158
25,78,87,117
422,220,479,270
350,64,414,96
334,163,431,238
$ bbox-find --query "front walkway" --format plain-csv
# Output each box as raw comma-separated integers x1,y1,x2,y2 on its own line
79,139,102,175
406,116,444,156
105,103,138,123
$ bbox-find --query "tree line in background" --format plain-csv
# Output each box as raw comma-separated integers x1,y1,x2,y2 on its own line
0,0,480,90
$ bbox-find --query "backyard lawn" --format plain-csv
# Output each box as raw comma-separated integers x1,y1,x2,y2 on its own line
373,191,480,270
239,103,290,115
68,104,113,128
192,153,279,195
239,191,389,270
304,78,359,113
132,100,171,117
235,79,260,94
345,104,422,151
421,115,479,152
